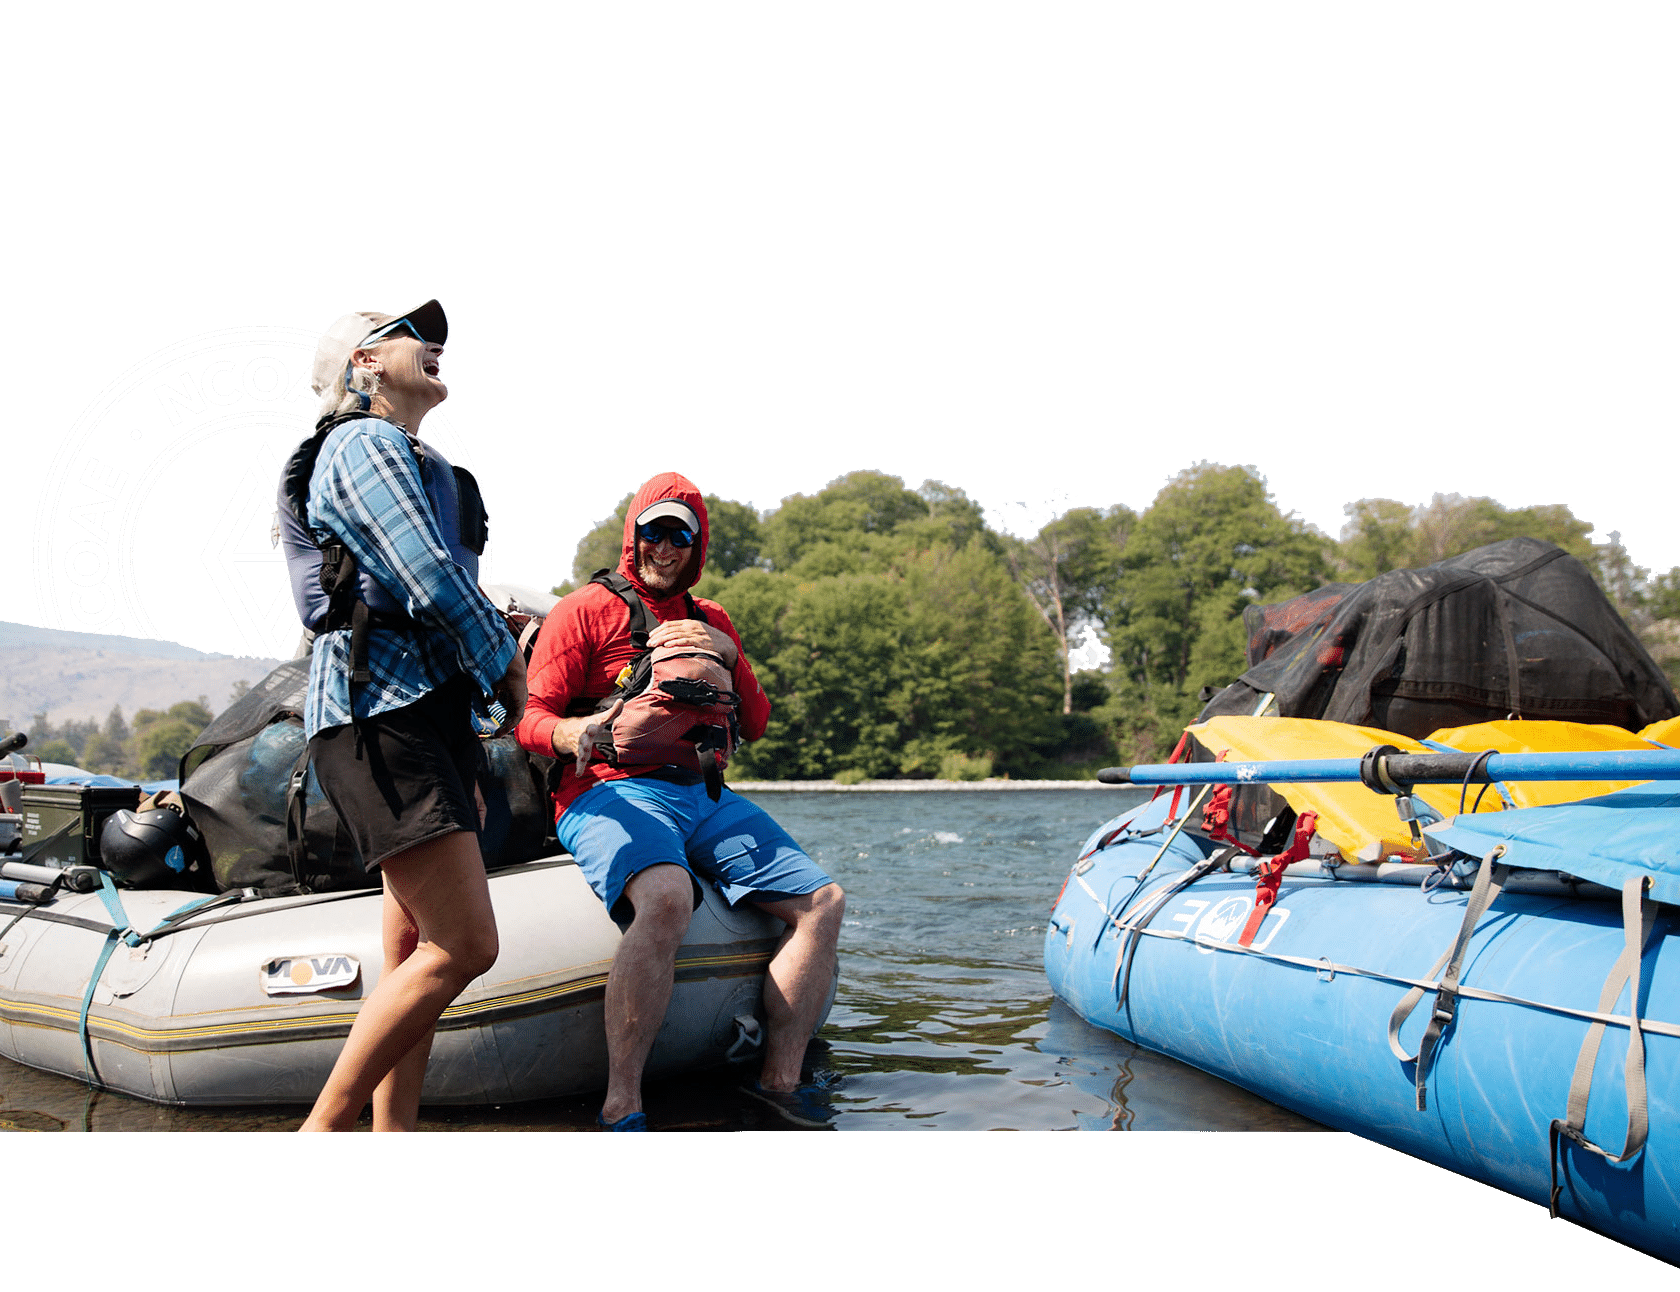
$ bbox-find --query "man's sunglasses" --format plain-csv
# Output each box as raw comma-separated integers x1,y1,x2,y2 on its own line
636,522,696,548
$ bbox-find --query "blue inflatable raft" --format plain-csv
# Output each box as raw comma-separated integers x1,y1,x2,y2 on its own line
1045,781,1680,1264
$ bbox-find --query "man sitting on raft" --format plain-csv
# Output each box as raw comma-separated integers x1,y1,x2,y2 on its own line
516,472,844,1129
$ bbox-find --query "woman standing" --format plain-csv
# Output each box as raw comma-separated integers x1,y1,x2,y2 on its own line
278,300,524,1131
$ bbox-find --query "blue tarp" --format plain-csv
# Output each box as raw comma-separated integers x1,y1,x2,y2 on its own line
40,763,177,794
1428,782,1680,905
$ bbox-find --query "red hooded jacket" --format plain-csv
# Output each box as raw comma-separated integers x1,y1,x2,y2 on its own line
515,472,771,820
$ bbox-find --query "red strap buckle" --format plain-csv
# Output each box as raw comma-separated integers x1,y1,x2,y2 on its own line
1237,812,1317,947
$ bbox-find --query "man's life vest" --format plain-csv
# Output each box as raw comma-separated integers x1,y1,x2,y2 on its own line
275,413,489,682
580,570,742,800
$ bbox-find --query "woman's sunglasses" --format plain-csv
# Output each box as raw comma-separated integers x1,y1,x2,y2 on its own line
362,318,429,346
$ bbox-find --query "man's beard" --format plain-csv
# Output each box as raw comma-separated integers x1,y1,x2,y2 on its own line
638,554,687,595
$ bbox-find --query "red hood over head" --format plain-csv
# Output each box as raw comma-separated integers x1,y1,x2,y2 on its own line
619,472,709,598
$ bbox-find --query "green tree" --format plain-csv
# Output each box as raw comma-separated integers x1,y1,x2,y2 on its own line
1339,498,1416,579
759,471,930,574
1643,594,1680,692
34,739,78,765
134,719,200,780
81,732,130,777
732,573,914,780
698,495,764,578
691,566,790,658
1596,536,1680,691
81,706,133,776
1342,493,1595,580
566,493,635,587
1090,681,1198,766
125,699,213,780
1409,493,1593,565
897,542,1063,774
1006,505,1134,714
1107,463,1329,696
721,539,1064,780
900,480,996,554
177,699,214,730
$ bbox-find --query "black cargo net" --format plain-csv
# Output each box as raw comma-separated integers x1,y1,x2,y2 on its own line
1200,538,1678,739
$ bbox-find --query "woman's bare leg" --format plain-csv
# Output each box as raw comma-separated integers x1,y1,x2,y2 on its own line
300,831,497,1132
369,874,434,1132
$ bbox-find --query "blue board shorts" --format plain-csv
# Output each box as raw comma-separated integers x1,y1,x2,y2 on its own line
557,776,833,922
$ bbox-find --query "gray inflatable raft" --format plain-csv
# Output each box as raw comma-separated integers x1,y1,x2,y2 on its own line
0,858,817,1107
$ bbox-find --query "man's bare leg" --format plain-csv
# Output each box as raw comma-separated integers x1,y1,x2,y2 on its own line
752,883,846,1091
599,864,695,1123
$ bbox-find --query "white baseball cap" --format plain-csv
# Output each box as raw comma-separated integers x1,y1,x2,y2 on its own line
310,299,448,398
635,499,701,532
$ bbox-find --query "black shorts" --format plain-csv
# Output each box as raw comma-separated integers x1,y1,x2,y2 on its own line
308,673,483,872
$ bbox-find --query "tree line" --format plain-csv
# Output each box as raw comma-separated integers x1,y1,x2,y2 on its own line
561,465,1680,778
7,699,219,781
13,467,1675,784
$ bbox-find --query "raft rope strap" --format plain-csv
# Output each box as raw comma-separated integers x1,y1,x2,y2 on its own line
1456,750,1497,816
1238,811,1318,948
1112,852,1235,1009
77,875,243,1090
1077,784,1212,876
1071,868,1680,1042
1548,875,1657,1219
1146,732,1192,804
1199,785,1260,856
1385,845,1511,1111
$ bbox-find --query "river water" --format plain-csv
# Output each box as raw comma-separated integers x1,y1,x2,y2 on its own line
0,788,1320,1133
3,786,1639,1249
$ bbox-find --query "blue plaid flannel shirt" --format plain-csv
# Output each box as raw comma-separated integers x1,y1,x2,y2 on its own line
303,418,515,738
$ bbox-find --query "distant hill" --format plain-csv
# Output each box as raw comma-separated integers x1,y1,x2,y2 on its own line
0,622,284,726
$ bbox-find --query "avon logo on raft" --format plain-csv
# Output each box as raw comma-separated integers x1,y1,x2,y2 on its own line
32,327,490,658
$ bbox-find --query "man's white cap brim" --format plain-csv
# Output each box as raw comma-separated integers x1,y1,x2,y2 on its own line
635,500,701,532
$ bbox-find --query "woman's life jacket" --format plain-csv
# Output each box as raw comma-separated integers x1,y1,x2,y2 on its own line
275,412,488,681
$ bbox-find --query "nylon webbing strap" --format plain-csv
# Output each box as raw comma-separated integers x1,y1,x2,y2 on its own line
1385,845,1510,1111
1104,783,1211,884
285,748,312,889
1548,875,1657,1218
349,599,372,684
78,871,140,1088
1071,871,1680,1039
93,870,139,946
76,879,244,1089
1114,854,1228,1009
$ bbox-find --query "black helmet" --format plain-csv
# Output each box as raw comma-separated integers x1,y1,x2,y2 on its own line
99,804,206,888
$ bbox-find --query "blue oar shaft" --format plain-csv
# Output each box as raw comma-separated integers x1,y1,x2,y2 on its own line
1098,748,1680,788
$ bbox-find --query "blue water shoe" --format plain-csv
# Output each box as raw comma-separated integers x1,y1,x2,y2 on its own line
741,1071,839,1128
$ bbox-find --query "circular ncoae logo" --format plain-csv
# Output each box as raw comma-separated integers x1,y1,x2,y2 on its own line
33,326,471,659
